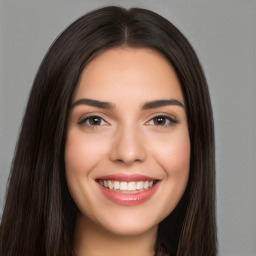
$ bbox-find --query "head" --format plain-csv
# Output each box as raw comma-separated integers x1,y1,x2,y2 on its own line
0,6,216,256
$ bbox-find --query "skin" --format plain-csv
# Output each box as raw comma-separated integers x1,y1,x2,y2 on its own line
65,47,190,256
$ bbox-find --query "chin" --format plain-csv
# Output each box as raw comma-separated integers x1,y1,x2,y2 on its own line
88,203,172,237
100,219,158,237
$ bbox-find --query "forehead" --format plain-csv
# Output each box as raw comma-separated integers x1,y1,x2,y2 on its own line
73,47,183,103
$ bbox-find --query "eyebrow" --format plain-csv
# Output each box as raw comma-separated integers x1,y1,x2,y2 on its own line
71,98,184,109
142,99,184,109
71,98,115,109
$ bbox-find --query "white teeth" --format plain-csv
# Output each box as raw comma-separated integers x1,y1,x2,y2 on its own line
127,182,136,191
143,181,149,189
99,180,156,191
136,181,144,190
120,182,128,190
113,181,120,189
107,180,113,189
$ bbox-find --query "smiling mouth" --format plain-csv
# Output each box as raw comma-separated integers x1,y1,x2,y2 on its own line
96,174,160,206
97,180,158,194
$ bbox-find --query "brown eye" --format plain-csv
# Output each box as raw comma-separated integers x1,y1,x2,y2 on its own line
147,115,178,127
153,116,167,125
88,116,102,125
78,116,107,126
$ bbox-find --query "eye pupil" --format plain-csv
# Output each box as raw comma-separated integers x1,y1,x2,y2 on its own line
89,116,101,125
153,116,166,125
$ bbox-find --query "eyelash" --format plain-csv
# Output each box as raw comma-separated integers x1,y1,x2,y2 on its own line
78,114,178,129
78,115,108,129
146,114,178,127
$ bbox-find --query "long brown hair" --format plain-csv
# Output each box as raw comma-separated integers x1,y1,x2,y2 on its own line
0,6,217,256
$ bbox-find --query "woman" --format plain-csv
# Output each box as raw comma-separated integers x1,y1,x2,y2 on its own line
0,6,217,256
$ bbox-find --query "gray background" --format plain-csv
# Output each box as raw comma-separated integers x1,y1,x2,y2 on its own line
0,1,255,255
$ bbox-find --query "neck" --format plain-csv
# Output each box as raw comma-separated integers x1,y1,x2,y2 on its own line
73,213,158,256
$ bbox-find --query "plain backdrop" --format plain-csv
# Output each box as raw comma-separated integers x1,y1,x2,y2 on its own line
0,1,255,256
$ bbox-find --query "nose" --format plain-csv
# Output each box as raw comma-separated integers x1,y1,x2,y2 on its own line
109,125,147,165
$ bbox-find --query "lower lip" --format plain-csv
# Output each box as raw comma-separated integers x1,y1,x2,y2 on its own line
97,182,160,206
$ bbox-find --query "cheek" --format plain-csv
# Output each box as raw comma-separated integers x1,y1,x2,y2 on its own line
64,131,109,213
65,132,107,177
155,132,190,216
154,130,190,191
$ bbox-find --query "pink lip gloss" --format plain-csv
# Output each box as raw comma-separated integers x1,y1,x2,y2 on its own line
96,173,160,206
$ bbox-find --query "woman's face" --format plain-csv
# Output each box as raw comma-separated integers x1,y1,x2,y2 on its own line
65,47,190,236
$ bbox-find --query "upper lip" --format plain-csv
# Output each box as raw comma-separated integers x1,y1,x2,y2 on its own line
95,173,158,182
